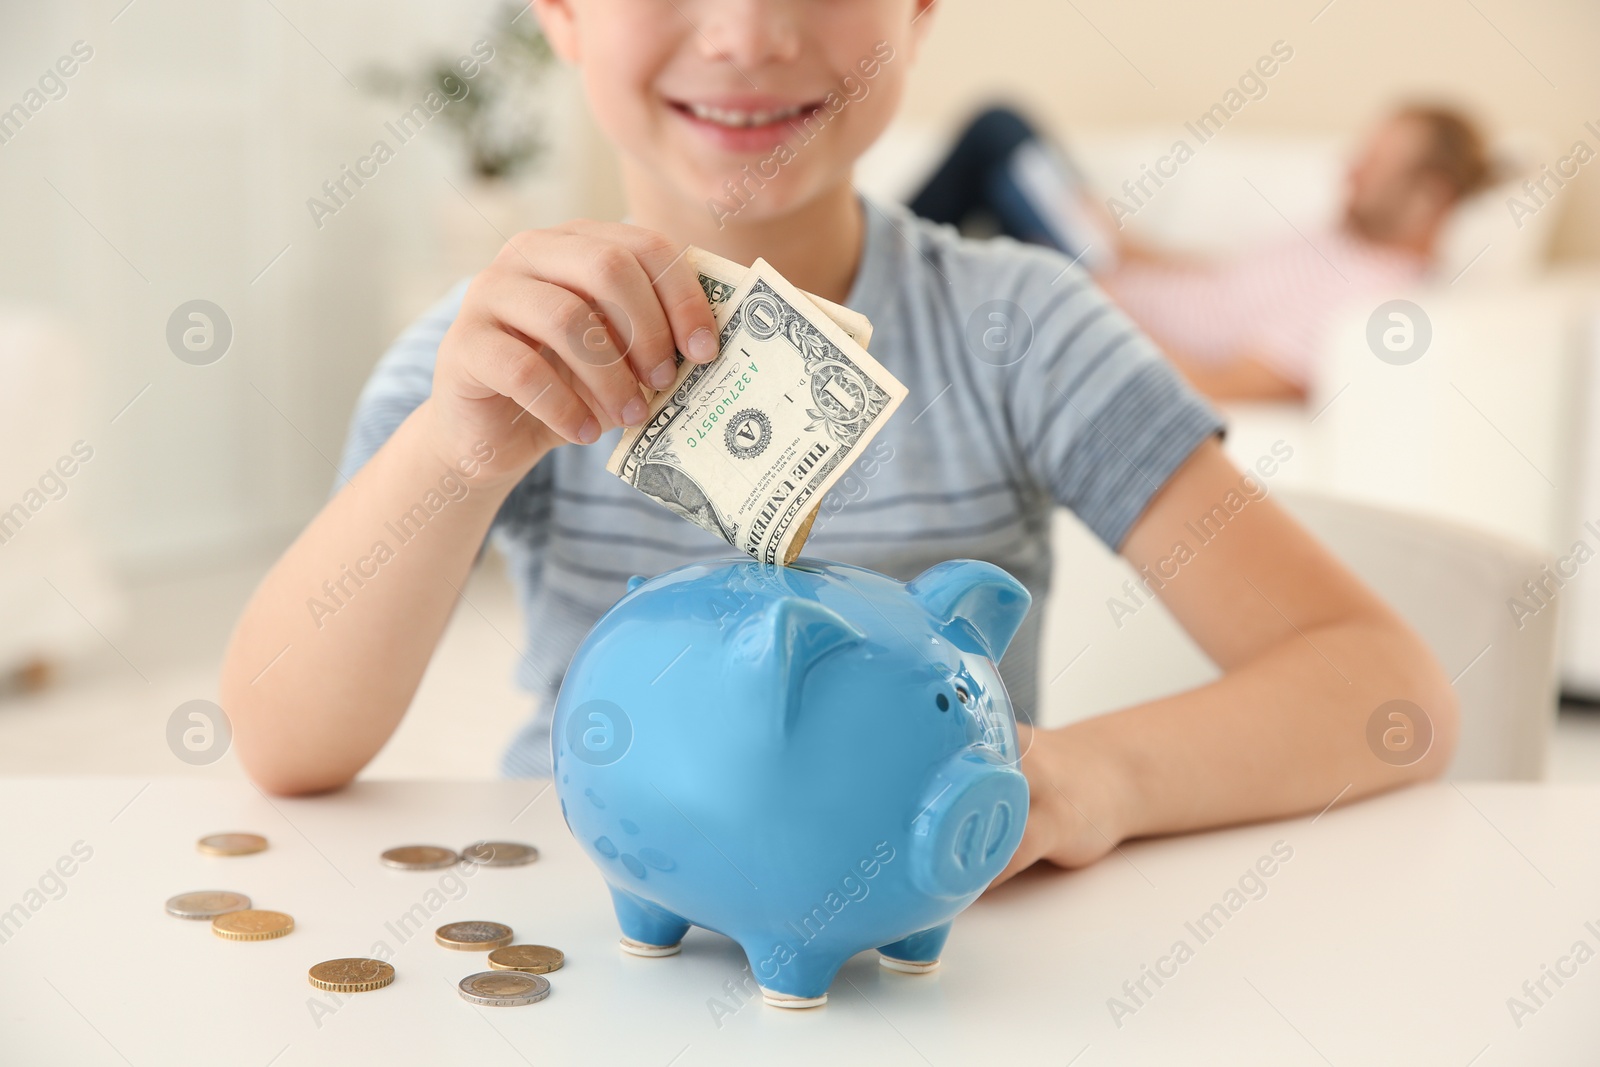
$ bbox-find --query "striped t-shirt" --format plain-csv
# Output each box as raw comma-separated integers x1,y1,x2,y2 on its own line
336,197,1223,777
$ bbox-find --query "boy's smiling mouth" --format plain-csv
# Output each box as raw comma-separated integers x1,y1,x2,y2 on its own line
665,94,826,153
679,101,812,128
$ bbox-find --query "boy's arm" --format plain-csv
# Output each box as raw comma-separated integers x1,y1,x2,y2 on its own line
223,221,720,796
996,437,1459,880
220,401,535,795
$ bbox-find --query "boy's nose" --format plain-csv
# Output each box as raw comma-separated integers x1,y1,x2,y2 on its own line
696,0,802,67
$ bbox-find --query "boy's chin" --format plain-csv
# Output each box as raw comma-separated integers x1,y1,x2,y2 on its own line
685,169,850,228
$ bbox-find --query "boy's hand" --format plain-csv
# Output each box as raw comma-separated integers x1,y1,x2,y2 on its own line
988,723,1132,887
428,220,721,485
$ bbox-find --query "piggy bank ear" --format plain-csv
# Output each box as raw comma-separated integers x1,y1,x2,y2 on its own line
627,575,648,593
907,560,1031,661
729,598,864,743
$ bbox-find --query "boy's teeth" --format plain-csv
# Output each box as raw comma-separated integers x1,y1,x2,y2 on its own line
687,102,804,128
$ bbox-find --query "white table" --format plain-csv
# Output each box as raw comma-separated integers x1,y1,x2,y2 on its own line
1,778,1595,1065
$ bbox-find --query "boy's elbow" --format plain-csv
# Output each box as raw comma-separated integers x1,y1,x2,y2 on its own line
244,759,355,798
222,687,359,798
1385,619,1461,783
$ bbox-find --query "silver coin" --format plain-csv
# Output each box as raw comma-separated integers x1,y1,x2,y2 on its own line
166,890,251,919
460,841,540,867
380,845,459,870
457,970,550,1006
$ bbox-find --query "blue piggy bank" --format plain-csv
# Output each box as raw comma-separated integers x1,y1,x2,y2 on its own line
552,557,1031,1007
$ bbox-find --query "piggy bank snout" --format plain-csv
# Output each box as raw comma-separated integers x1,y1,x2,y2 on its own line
909,753,1028,900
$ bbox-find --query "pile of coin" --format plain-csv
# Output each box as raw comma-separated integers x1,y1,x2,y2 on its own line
164,831,560,1006
167,833,296,942
433,922,562,1006
379,841,540,869
381,840,555,1004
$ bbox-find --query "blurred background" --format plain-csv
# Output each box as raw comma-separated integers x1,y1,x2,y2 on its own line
1,0,1597,782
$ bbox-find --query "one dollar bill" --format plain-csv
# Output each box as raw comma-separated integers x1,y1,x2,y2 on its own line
605,250,905,565
686,246,873,348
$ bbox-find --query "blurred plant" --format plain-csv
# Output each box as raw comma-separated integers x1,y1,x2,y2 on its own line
365,3,555,181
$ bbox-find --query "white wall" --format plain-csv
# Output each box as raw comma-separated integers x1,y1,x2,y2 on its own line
0,0,593,571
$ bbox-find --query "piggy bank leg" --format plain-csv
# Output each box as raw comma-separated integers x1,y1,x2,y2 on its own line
877,921,952,973
741,940,848,1008
608,884,691,957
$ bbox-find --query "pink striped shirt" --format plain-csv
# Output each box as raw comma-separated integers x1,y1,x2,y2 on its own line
1100,231,1426,387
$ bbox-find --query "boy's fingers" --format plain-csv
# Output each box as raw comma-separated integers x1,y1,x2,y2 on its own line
563,221,721,371
534,231,682,397
478,272,649,429
455,323,600,445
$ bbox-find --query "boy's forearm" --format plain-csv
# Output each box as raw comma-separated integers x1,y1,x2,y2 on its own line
1063,613,1458,844
221,401,535,795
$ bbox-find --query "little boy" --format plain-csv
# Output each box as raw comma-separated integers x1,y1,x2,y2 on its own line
222,0,1457,884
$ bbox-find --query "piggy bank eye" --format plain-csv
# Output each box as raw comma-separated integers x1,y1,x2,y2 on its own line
953,682,972,706
935,693,950,712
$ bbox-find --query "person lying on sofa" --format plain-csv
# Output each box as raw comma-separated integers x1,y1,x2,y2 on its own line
908,103,1494,402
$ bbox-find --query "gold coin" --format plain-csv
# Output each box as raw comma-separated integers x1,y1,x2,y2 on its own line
308,958,395,993
435,921,513,950
197,833,268,856
487,944,563,973
166,890,251,919
380,845,458,870
461,841,540,867
212,909,294,941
